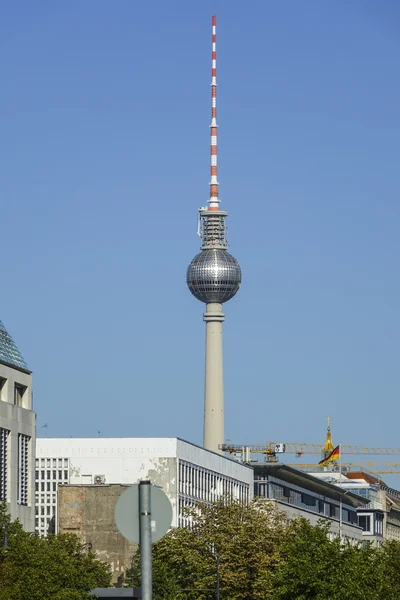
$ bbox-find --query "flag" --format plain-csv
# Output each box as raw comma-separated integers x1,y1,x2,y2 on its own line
318,445,340,466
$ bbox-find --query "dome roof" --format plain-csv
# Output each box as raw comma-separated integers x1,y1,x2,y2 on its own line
187,249,241,304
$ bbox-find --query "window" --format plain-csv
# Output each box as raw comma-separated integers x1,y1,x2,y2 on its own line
14,384,27,407
17,434,29,505
375,513,384,536
301,493,317,507
0,377,6,401
358,514,373,534
0,428,9,501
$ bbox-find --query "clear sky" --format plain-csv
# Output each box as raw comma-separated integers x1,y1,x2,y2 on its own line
1,1,400,466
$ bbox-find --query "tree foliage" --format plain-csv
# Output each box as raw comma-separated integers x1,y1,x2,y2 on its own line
0,503,111,600
129,497,400,600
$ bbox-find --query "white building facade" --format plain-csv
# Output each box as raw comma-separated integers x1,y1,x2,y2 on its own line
35,437,254,537
0,320,36,531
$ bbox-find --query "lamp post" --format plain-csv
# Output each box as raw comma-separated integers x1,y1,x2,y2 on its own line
339,491,350,540
195,545,220,600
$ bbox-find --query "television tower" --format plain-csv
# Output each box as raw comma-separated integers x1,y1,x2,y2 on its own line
187,16,241,455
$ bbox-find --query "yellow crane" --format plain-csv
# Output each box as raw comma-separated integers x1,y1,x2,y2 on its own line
220,442,400,461
286,462,400,475
221,418,400,465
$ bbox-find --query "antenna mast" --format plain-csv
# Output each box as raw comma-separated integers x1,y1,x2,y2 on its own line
209,15,219,210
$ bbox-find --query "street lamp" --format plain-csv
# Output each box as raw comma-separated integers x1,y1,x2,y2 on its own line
339,491,350,540
80,542,93,553
194,544,221,600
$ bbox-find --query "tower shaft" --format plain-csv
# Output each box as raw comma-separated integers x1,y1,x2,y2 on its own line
203,303,225,453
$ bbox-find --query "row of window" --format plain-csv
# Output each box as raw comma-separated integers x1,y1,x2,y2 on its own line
35,470,68,481
0,428,8,501
0,377,28,407
36,458,68,469
0,428,30,505
255,480,358,525
178,460,249,505
35,481,63,492
35,492,57,505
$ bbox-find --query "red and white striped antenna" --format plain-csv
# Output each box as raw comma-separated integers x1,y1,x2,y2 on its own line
209,15,219,211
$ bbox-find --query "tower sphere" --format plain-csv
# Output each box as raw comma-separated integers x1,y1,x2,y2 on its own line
187,248,241,304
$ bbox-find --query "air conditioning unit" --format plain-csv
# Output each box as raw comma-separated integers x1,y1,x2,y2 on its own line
94,475,105,485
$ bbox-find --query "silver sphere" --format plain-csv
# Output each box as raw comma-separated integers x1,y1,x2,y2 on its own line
187,249,241,304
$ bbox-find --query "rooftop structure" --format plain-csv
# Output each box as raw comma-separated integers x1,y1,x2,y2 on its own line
0,319,35,531
0,320,30,372
186,16,241,455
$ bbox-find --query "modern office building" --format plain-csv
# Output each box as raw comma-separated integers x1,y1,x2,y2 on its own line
253,463,367,542
0,319,36,531
35,437,254,537
310,469,400,544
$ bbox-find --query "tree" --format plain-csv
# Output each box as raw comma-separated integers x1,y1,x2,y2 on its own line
271,518,382,600
131,497,289,600
129,498,400,600
0,502,111,600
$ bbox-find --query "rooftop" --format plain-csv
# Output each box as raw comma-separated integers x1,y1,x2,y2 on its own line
252,462,369,508
0,320,30,373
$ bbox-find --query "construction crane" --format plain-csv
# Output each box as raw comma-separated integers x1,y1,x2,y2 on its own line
220,443,400,461
288,462,400,475
221,418,400,463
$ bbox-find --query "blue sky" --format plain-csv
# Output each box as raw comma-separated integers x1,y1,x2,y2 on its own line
1,1,400,468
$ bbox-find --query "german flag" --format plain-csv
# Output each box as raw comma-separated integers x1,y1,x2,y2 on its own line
318,445,340,466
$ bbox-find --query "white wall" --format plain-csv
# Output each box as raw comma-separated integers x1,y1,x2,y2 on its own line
36,437,253,532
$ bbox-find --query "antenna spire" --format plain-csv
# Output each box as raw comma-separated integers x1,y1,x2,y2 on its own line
209,15,219,211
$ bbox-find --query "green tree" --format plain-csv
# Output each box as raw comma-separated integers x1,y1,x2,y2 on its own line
271,518,382,600
0,503,111,600
132,497,288,600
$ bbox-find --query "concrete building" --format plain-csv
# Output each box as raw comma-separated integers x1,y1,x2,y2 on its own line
186,16,242,455
0,320,35,531
36,437,254,538
253,463,367,542
58,484,136,586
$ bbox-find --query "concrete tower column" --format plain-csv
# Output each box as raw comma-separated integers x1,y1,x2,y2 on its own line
203,302,225,454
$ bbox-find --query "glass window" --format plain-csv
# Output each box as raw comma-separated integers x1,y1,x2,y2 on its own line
358,514,372,533
14,384,27,407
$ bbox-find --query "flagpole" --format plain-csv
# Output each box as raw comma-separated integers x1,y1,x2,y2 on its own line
339,442,342,540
